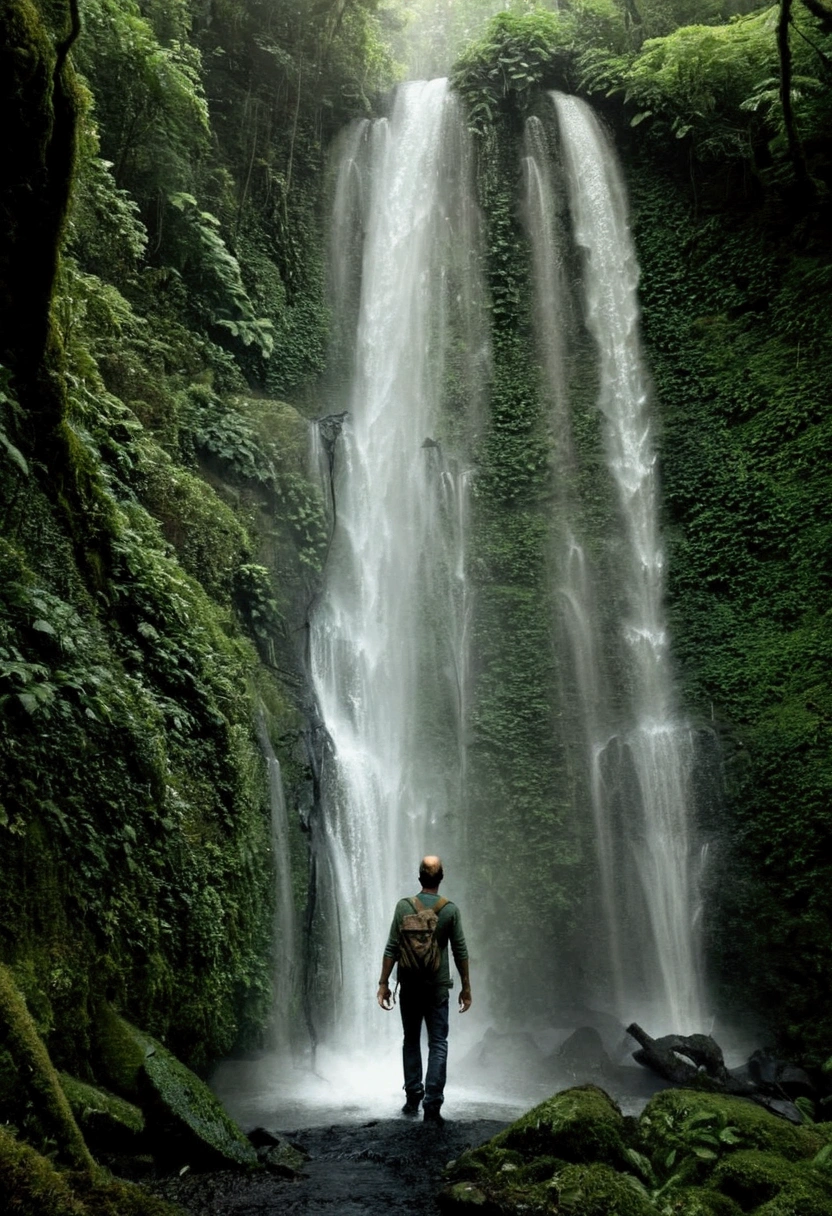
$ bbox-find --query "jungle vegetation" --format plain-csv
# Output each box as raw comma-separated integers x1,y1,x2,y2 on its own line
1,0,831,1205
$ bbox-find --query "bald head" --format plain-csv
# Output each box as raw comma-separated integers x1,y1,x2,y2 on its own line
419,855,444,890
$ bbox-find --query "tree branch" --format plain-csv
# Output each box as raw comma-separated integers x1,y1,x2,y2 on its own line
779,0,812,191
54,0,80,79
797,0,832,32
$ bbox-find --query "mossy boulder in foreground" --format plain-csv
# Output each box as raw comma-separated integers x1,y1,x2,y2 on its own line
638,1088,825,1164
497,1084,632,1167
0,964,93,1171
59,1072,145,1154
94,1006,257,1169
439,1085,832,1216
0,1125,184,1216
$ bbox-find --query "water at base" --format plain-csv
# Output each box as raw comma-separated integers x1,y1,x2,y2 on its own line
307,78,480,1059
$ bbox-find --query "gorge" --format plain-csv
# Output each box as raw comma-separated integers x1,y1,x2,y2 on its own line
1,0,832,1210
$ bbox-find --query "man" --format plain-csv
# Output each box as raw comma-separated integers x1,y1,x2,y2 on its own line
377,855,471,1123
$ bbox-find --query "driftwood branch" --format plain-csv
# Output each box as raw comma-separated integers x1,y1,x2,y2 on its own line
626,1023,806,1123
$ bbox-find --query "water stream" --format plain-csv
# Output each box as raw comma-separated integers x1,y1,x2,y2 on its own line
308,79,482,1062
227,85,710,1129
540,92,706,1032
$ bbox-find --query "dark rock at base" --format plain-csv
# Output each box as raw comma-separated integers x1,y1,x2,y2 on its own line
748,1051,817,1100
150,1116,510,1215
59,1072,145,1154
247,1128,310,1177
247,1126,284,1148
554,1027,612,1079
459,1026,553,1090
94,1005,258,1170
260,1139,309,1177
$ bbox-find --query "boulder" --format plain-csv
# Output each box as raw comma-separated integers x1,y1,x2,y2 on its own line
94,1005,257,1170
549,1162,655,1216
554,1027,612,1079
246,1126,310,1177
498,1084,631,1169
59,1072,145,1154
440,1084,633,1214
462,1026,551,1078
712,1148,832,1215
0,964,93,1171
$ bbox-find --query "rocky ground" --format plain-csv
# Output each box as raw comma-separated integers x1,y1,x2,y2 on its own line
147,1117,509,1215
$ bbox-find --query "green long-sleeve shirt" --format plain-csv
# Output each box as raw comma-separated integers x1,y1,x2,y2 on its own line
384,892,468,989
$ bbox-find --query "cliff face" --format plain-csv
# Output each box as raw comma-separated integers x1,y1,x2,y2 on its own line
631,152,832,1061
1,0,831,1125
0,0,325,1076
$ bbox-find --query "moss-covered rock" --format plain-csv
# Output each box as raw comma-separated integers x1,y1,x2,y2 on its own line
639,1089,824,1166
59,1072,145,1154
670,1187,743,1216
549,1162,655,1216
498,1085,631,1169
94,1008,257,1169
0,964,93,1170
711,1148,832,1215
0,1124,183,1216
441,1088,636,1214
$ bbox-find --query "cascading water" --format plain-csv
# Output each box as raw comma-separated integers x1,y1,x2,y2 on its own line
308,79,484,1061
521,92,707,1033
256,715,298,1053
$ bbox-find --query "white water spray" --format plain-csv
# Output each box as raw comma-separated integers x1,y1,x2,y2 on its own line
309,80,480,1059
546,91,706,1033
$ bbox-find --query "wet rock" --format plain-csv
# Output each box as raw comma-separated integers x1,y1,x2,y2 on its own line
59,1072,145,1154
247,1128,310,1177
460,1026,551,1089
748,1051,816,1100
638,1089,825,1164
94,1005,257,1170
151,1116,509,1215
554,1027,612,1079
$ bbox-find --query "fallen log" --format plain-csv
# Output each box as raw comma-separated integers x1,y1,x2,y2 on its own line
626,1023,803,1123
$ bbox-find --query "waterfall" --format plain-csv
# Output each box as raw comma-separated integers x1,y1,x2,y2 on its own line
309,79,483,1055
523,92,707,1034
256,715,297,1052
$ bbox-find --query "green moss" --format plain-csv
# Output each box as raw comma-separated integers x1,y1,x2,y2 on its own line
0,1124,184,1216
142,1038,257,1168
437,1180,489,1210
548,1162,655,1216
0,1125,86,1216
138,444,251,603
59,1073,145,1152
712,1149,832,1214
639,1090,824,1165
671,1188,743,1216
0,964,93,1171
499,1085,631,1170
95,1009,256,1169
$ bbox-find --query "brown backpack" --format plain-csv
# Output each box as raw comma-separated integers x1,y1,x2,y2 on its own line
397,896,449,978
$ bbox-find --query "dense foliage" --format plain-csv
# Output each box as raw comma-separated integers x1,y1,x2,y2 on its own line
0,0,399,1084
2,3,832,1207
451,0,832,1058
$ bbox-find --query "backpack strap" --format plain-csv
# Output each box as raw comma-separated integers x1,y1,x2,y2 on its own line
433,896,449,914
409,896,423,912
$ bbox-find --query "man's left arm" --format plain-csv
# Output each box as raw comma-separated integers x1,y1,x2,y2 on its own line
449,908,472,1013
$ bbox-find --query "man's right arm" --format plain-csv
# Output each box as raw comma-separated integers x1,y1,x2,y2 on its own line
377,903,401,1010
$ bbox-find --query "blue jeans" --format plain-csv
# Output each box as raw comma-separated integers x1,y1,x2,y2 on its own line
399,985,449,1111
